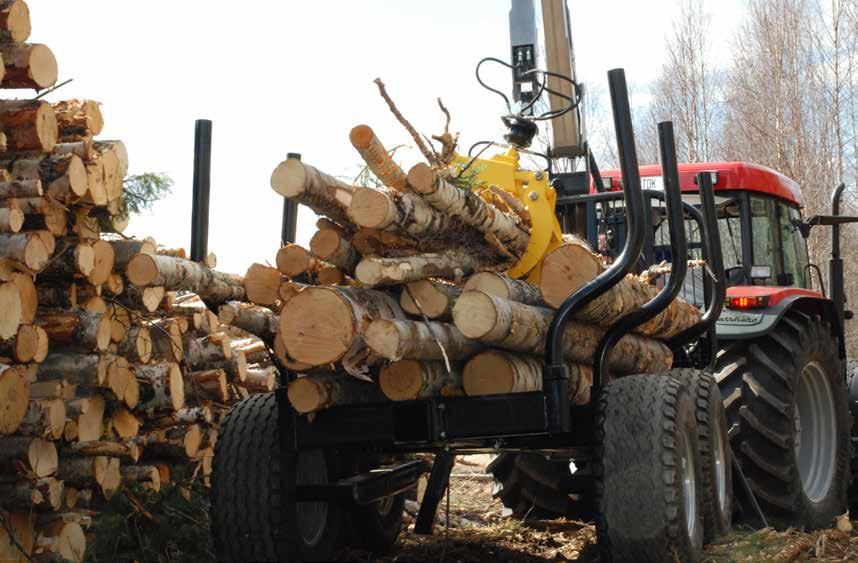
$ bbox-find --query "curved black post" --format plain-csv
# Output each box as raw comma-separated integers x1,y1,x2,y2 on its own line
830,183,846,322
542,68,645,433
592,121,688,384
667,172,726,349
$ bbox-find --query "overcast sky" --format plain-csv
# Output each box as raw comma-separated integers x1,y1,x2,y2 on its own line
33,0,743,274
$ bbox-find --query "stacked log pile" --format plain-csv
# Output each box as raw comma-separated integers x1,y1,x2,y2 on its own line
0,4,274,560
233,117,702,417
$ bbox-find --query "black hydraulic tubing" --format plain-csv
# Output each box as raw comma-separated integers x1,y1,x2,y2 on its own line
593,121,688,383
830,182,846,323
667,172,726,349
281,152,301,245
543,68,645,433
190,119,212,263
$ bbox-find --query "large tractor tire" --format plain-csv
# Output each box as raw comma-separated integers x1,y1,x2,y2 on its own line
485,452,580,519
211,393,345,561
670,368,732,541
715,311,849,529
596,374,704,562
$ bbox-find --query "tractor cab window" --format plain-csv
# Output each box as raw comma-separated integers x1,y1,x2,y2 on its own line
750,197,779,286
778,204,809,288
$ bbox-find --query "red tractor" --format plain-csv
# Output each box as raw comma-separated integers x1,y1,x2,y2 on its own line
491,161,857,531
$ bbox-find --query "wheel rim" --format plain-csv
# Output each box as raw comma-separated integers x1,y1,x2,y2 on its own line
679,429,698,540
296,450,329,547
794,361,837,503
712,415,729,515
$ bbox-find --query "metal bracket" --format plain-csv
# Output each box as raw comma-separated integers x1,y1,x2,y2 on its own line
414,453,456,535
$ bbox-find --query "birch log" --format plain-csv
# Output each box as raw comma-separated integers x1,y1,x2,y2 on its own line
53,99,104,137
0,324,40,362
0,279,21,339
349,124,408,192
0,100,56,152
218,301,278,345
464,272,544,306
356,250,489,286
126,254,246,304
0,0,30,43
37,309,110,352
379,360,462,401
0,364,27,434
136,362,185,412
16,398,65,440
0,206,23,233
463,350,592,402
348,185,465,238
399,279,461,319
243,263,283,307
0,436,57,477
287,374,383,414
270,158,356,227
364,318,481,361
539,239,702,339
0,43,57,90
309,228,359,272
279,286,403,366
407,163,529,254
0,231,51,270
10,272,36,325
109,238,156,269
453,290,673,375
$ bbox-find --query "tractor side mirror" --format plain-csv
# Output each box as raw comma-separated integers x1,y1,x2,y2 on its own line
750,265,772,283
725,266,746,286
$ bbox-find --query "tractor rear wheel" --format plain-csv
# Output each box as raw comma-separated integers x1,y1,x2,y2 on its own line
485,452,581,519
715,311,849,529
211,392,345,561
596,374,704,562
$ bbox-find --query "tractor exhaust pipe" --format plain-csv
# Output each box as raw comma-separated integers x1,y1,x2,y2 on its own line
190,119,212,263
830,182,847,323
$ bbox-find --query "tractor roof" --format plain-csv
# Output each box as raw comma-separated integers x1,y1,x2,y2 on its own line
597,161,804,207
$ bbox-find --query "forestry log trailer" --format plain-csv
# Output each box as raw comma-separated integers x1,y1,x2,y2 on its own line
208,2,858,561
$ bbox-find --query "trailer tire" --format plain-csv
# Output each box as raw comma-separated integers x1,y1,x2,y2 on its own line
211,392,345,562
669,368,732,541
485,453,578,518
595,374,704,563
348,494,405,554
717,312,848,530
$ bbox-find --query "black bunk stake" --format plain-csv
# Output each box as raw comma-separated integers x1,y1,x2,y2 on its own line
414,453,455,535
281,152,301,245
543,68,645,431
190,119,212,263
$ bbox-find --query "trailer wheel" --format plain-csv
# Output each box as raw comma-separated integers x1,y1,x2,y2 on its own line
211,392,344,561
348,493,405,554
716,312,849,529
595,374,704,563
485,452,579,518
669,368,732,541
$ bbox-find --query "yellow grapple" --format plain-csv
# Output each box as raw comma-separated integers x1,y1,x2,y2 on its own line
453,148,563,283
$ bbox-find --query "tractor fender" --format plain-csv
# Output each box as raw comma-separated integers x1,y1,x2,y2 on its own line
716,294,845,360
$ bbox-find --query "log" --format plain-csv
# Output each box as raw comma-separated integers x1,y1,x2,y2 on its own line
0,511,34,561
104,355,134,404
9,272,35,324
278,280,306,306
117,325,152,364
273,334,313,373
452,291,673,375
238,365,276,393
121,465,160,492
0,323,40,362
34,519,86,562
150,318,183,363
185,368,228,402
0,479,60,512
117,285,164,313
104,272,124,296
138,425,201,459
109,238,156,269
0,43,57,90
184,332,231,369
287,374,383,414
347,185,466,238
0,178,41,198
379,360,462,401
463,351,592,402
36,309,110,352
110,407,140,439
349,124,408,191
270,158,357,227
276,244,322,277
0,205,23,233
218,301,278,345
0,436,57,477
0,231,50,270
0,364,27,433
539,239,702,339
126,254,246,304
97,142,124,202
57,455,120,498
5,154,87,201
53,140,94,162
279,286,403,366
16,399,64,440
464,272,544,306
399,279,461,319
67,395,103,442
22,204,66,237
0,0,30,43
135,362,184,412
85,240,115,286
243,262,282,307
364,318,481,362
37,353,106,387
0,100,56,152
106,303,130,343
408,163,529,254
0,279,21,339
309,228,359,272
356,250,490,286
350,227,418,256
315,264,346,285
52,100,104,138
149,406,212,428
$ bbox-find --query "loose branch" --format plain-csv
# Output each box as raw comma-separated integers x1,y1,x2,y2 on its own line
374,78,437,166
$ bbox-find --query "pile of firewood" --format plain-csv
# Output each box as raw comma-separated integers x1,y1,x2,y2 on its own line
0,3,278,561
238,113,702,416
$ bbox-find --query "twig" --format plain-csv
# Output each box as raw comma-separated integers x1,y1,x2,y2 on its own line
374,78,437,166
33,78,74,101
431,98,459,166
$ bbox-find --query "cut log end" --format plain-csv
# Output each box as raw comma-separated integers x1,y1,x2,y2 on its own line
406,162,436,194
463,351,540,396
270,158,307,198
286,377,329,414
348,124,375,149
126,253,157,286
280,288,354,365
451,291,497,339
0,365,28,433
348,187,395,229
539,242,604,308
378,359,425,401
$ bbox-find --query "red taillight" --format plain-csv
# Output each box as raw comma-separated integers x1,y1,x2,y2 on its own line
726,295,769,309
